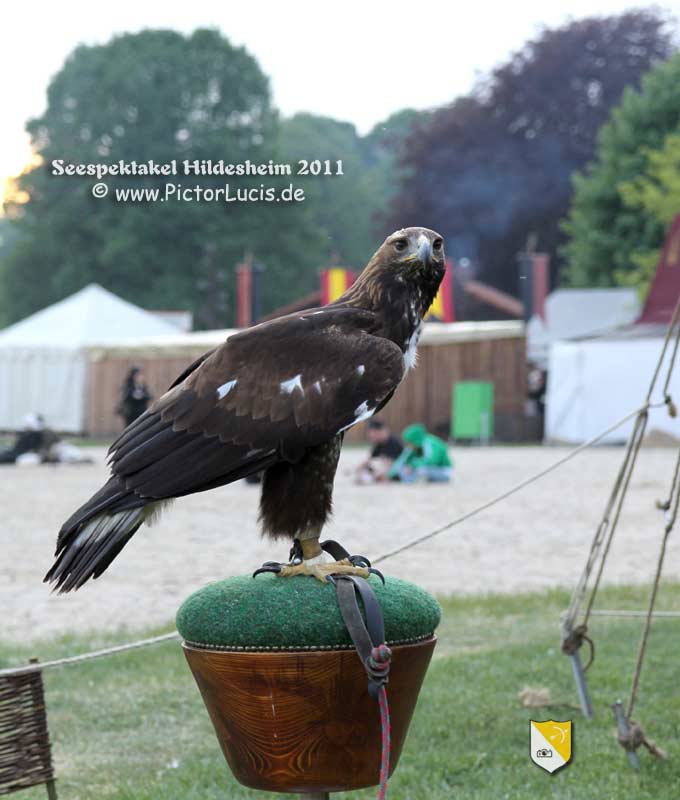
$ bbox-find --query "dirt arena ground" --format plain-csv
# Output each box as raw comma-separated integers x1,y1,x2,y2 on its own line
3,444,680,643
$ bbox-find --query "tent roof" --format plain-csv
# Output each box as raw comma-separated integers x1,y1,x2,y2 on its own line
546,288,640,340
0,284,179,348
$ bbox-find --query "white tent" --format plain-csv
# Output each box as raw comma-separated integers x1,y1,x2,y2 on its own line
527,288,640,368
546,326,680,443
0,285,178,432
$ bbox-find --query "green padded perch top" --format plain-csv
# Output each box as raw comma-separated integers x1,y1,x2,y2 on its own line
177,573,441,651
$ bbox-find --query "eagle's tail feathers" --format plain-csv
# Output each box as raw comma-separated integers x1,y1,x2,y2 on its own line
45,505,148,593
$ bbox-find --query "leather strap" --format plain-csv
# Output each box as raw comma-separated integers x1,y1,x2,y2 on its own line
334,575,391,700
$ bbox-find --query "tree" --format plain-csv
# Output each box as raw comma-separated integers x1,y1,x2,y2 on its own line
362,109,425,211
563,54,680,290
1,29,324,327
277,110,420,268
616,132,680,288
385,10,675,302
0,216,19,327
278,113,377,267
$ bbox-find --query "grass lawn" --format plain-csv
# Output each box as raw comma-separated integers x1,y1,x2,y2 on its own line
3,583,680,799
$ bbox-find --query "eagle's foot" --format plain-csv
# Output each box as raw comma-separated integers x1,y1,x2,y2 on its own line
253,537,385,583
279,558,370,583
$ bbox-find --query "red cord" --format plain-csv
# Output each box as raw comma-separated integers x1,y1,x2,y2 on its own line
377,686,391,800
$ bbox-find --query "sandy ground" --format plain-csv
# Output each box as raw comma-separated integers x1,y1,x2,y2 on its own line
2,444,680,643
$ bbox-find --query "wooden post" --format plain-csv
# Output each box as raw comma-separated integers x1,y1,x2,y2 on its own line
569,651,593,719
27,658,58,799
303,794,329,799
612,701,640,769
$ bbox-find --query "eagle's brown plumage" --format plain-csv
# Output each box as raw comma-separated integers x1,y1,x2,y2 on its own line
45,227,446,591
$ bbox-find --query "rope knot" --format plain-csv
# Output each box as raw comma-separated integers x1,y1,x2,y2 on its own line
618,720,645,751
369,644,392,672
665,395,677,418
617,720,667,759
561,624,595,670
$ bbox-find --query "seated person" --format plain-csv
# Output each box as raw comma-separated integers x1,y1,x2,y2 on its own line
0,413,92,465
0,413,49,464
355,418,404,484
388,423,453,483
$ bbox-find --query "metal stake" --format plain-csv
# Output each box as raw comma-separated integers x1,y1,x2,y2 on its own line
569,651,593,719
612,700,640,769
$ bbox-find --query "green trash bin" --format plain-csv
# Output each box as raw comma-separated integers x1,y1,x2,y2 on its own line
451,381,494,442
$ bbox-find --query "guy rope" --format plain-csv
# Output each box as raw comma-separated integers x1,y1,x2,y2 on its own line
560,297,680,766
0,402,653,682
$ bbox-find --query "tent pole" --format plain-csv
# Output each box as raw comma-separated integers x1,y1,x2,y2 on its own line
569,650,593,719
612,701,640,769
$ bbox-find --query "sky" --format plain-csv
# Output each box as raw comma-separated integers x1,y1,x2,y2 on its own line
1,0,678,192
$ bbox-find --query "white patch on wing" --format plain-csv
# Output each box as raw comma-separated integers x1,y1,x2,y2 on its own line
404,323,423,371
280,374,304,394
355,401,371,419
312,380,323,394
216,379,237,399
356,365,365,376
339,400,375,432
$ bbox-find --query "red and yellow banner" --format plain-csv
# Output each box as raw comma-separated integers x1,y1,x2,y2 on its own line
321,268,356,305
426,258,455,322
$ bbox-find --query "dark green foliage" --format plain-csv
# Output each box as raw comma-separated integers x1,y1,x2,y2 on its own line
0,30,417,328
0,217,18,327
0,29,325,328
278,110,421,268
563,54,680,291
176,572,441,648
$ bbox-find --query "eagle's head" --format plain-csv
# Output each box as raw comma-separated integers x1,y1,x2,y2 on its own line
380,227,445,280
349,226,446,319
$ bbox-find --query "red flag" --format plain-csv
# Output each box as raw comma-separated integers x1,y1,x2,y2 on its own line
638,215,680,324
321,268,356,305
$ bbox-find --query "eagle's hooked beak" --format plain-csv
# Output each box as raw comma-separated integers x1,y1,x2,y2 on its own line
417,236,433,266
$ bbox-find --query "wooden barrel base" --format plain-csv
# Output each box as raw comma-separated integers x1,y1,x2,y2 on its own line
183,637,436,793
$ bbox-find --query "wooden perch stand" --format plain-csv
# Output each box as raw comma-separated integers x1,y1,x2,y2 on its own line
184,637,436,794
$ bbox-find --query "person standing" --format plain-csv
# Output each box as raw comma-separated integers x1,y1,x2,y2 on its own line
117,367,152,427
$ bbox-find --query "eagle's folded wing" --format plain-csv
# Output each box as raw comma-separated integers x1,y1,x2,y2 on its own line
108,309,404,500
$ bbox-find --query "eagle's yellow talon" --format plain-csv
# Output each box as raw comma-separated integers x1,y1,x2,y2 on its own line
278,559,369,582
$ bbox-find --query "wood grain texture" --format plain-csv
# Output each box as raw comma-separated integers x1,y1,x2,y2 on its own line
83,334,527,439
183,637,436,793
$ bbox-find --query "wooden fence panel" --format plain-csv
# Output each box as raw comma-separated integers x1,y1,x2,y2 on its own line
84,334,528,441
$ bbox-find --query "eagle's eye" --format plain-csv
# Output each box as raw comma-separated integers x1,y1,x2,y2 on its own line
394,238,408,252
433,238,443,252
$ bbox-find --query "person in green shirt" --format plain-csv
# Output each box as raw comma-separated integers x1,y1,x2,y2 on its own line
388,423,453,483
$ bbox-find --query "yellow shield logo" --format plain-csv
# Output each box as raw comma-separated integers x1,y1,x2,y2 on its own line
530,720,572,773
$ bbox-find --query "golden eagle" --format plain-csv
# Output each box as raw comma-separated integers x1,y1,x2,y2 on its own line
45,227,445,591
